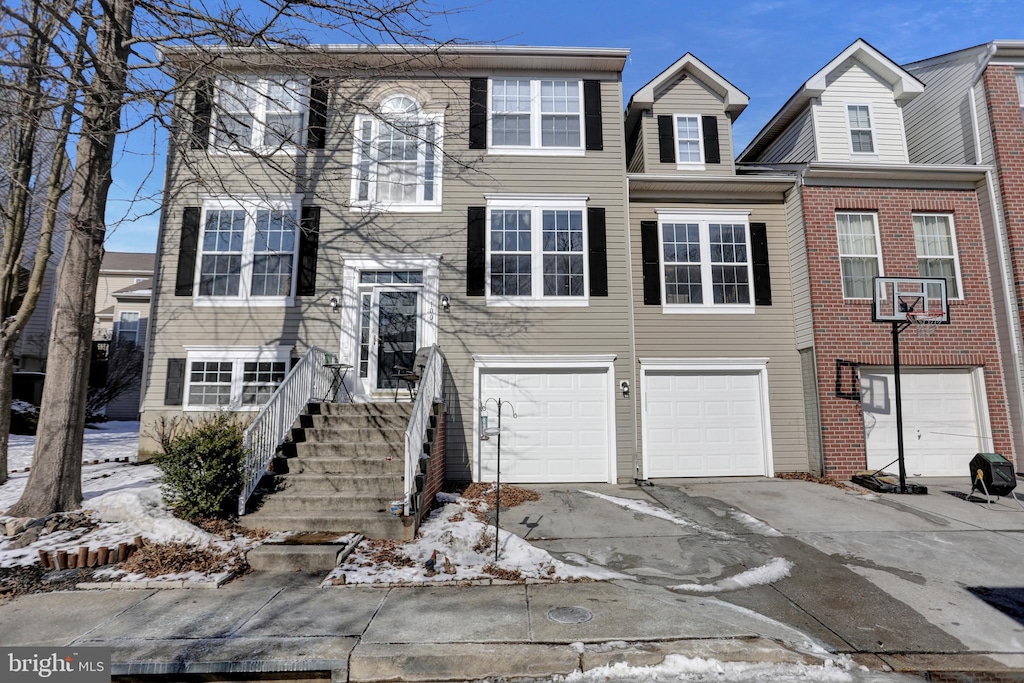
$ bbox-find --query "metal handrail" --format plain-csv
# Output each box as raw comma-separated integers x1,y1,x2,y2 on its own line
403,344,445,515
239,345,335,515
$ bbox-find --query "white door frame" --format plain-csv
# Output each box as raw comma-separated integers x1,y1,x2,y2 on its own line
639,357,774,478
472,354,618,484
359,285,422,395
338,254,440,399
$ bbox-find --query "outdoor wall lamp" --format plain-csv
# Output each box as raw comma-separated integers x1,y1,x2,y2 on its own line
329,296,339,310
441,295,450,313
620,380,630,398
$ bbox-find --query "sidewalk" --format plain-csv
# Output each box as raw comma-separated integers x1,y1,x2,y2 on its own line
1,478,1023,681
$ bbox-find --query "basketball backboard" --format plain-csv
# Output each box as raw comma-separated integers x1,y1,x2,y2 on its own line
872,276,949,324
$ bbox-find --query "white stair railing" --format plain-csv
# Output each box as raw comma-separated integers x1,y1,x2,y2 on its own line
403,345,446,515
239,345,335,515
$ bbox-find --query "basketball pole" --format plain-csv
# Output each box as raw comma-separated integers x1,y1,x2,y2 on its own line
891,321,908,494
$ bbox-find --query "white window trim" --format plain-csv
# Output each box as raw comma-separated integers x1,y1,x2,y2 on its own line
845,102,878,159
486,78,586,157
193,195,302,308
485,194,590,307
638,357,774,479
656,210,754,314
116,311,140,344
673,113,706,171
349,97,444,213
182,345,293,411
471,353,617,485
209,76,309,156
836,211,884,300
913,212,964,301
1016,70,1024,120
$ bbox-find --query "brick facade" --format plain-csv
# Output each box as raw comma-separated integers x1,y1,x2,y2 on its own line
416,402,446,525
983,65,1024,357
802,186,1013,479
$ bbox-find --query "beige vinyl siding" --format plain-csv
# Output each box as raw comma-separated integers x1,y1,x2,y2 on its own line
141,74,636,481
799,348,823,475
786,186,813,349
627,117,645,173
106,298,150,419
628,200,809,474
759,108,817,164
814,60,909,164
642,74,735,175
903,57,977,164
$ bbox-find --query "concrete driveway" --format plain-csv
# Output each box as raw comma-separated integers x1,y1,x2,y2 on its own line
503,477,1024,675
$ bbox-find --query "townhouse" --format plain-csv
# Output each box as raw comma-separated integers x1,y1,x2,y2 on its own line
738,40,1014,479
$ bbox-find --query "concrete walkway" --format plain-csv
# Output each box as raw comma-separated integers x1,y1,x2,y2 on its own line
1,477,1022,681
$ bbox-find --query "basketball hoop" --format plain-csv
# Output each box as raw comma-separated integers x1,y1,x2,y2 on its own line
906,311,945,337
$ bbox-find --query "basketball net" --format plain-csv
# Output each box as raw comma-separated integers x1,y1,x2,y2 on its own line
906,310,944,337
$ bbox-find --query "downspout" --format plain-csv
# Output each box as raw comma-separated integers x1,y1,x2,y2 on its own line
625,177,640,484
968,45,1024,457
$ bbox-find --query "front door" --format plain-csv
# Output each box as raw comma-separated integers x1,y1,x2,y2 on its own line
357,285,421,395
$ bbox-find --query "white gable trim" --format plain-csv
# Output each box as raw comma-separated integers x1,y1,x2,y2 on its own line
805,39,924,104
630,53,748,117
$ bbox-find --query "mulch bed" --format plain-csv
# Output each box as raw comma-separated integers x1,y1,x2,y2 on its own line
776,471,857,491
0,564,101,601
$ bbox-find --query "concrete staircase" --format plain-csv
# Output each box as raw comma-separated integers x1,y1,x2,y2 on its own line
240,402,415,546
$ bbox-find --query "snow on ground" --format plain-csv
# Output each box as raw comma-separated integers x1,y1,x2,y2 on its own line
671,557,794,593
555,653,871,683
729,510,784,537
580,490,734,540
7,420,140,472
325,494,629,586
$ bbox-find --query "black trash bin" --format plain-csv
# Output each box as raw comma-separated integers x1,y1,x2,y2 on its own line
969,452,1017,497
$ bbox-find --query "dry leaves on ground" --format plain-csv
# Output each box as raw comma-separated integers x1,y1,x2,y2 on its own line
462,483,541,522
193,517,270,541
482,563,523,581
776,471,857,491
119,542,243,577
360,538,414,568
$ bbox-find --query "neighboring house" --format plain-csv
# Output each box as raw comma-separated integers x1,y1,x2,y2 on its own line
144,45,636,487
738,39,1014,479
106,277,152,419
900,41,1024,468
94,252,155,342
623,54,809,479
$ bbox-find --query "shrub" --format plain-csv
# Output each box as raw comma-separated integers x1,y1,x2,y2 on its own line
154,414,248,522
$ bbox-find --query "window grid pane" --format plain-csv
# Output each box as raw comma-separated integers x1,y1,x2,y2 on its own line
359,293,371,378
837,213,880,298
848,105,874,153
709,224,750,305
118,312,140,343
188,361,232,406
241,361,287,405
492,79,531,147
914,214,959,298
490,209,532,296
251,210,296,297
540,80,581,148
676,116,701,163
541,210,584,296
662,223,702,304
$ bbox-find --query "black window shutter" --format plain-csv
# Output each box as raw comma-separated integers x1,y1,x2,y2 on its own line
750,222,772,306
584,80,604,151
657,115,675,164
588,207,608,296
641,220,662,305
190,80,212,150
469,78,488,150
175,207,201,296
297,206,321,296
307,77,328,149
466,206,486,296
165,358,186,406
702,115,721,164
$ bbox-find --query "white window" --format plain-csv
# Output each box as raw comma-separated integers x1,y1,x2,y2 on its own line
196,196,300,306
659,212,753,312
846,104,875,155
116,311,140,344
489,78,583,154
212,76,308,153
674,114,704,168
184,347,292,410
486,196,588,306
350,95,442,211
836,212,882,299
914,213,961,299
1016,70,1024,123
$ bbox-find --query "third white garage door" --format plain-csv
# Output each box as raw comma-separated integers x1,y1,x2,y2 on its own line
861,367,987,476
477,367,612,483
642,367,770,477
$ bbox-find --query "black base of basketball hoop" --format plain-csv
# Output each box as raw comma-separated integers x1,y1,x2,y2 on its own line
852,470,929,495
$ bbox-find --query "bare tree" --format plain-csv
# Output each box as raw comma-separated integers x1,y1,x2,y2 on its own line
3,0,455,516
86,338,145,418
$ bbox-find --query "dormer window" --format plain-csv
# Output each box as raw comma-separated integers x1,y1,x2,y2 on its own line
675,115,703,164
846,104,875,155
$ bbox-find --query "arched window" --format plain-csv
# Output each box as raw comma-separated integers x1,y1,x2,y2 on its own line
352,94,442,209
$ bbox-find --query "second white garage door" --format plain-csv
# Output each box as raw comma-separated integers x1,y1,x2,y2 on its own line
643,368,770,477
478,368,612,483
861,367,986,476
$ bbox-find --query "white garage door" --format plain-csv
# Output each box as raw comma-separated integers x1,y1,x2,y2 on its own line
478,368,611,483
643,371,768,477
861,368,983,476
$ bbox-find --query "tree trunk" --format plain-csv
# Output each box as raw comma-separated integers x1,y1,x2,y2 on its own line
6,0,136,517
0,344,14,487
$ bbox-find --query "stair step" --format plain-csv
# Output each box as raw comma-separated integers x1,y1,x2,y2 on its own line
278,473,403,494
239,511,413,540
296,427,406,444
259,492,396,513
293,442,404,458
309,402,415,417
246,544,345,572
292,456,406,475
298,413,410,430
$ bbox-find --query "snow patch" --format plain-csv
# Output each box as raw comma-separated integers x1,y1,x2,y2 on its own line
86,486,215,545
580,490,733,540
729,510,783,537
671,557,794,593
557,653,860,682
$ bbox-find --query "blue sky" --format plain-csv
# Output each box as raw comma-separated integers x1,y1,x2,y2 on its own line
103,0,1024,253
